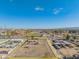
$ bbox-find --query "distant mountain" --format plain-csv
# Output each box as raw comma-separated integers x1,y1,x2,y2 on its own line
0,27,79,31
55,27,79,31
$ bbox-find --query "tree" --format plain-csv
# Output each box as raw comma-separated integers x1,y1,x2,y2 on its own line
65,34,70,40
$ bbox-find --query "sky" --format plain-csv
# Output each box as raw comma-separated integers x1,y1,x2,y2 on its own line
0,0,79,29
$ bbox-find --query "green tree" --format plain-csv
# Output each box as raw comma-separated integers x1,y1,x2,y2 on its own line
65,34,70,40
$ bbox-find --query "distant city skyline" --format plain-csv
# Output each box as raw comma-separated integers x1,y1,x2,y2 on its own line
0,0,79,29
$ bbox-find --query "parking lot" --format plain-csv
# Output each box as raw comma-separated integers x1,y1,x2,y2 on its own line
0,39,22,55
52,39,79,58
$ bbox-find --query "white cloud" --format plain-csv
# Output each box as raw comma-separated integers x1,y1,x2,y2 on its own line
9,0,13,2
53,8,63,15
35,6,44,11
59,8,64,10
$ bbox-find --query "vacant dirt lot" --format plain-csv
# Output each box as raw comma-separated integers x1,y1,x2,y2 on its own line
9,39,55,57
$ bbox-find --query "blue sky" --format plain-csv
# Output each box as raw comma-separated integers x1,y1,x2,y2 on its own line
0,0,79,29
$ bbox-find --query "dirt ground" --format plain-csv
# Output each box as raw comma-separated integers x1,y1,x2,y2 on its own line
9,39,55,57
